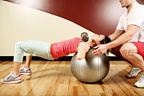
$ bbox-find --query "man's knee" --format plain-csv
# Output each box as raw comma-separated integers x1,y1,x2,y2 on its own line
120,43,137,58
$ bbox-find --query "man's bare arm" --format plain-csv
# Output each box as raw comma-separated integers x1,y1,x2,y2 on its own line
107,25,140,49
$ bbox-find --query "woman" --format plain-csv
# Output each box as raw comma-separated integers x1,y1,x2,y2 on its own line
1,32,111,84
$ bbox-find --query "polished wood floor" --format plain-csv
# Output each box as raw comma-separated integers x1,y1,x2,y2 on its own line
0,60,144,96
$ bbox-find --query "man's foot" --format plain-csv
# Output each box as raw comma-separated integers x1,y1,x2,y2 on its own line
1,72,22,84
125,67,141,78
134,72,144,88
19,66,31,75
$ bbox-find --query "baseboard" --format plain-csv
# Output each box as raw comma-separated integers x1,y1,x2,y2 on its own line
0,56,122,61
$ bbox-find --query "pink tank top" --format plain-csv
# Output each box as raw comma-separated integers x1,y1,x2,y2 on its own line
50,37,82,59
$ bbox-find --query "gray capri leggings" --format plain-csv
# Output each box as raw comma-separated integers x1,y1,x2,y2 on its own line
14,40,54,63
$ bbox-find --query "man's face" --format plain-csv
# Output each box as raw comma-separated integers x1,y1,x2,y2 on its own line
119,0,133,8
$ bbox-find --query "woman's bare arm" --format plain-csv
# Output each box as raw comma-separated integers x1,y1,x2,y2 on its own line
76,42,91,60
76,38,96,60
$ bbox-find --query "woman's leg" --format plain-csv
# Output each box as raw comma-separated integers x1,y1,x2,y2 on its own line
1,40,54,83
25,56,32,68
18,56,32,75
13,40,54,74
13,62,21,75
14,40,53,63
13,56,32,75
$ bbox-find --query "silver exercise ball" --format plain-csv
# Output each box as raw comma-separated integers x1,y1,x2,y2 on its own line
70,48,110,83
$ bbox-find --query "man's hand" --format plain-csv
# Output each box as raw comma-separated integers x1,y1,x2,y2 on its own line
92,44,108,56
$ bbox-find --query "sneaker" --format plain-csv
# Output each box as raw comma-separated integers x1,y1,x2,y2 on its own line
19,66,31,75
125,67,141,78
1,72,22,84
134,72,144,88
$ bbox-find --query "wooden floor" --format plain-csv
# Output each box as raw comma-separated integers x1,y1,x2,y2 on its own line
0,60,144,96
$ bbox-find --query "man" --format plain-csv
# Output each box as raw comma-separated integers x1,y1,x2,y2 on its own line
92,0,144,88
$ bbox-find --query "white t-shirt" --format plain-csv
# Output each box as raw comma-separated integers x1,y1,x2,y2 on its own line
116,2,144,42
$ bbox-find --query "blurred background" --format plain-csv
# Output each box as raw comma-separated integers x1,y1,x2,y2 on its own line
0,0,144,56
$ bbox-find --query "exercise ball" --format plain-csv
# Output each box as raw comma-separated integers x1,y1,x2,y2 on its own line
70,48,110,83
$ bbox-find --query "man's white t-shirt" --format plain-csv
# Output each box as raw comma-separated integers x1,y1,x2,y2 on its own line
116,1,144,42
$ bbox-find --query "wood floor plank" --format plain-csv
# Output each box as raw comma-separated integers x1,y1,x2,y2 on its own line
0,60,144,96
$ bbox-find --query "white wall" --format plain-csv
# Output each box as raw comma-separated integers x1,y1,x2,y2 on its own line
0,1,95,56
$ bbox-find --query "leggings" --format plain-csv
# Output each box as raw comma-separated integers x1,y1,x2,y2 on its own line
14,40,54,63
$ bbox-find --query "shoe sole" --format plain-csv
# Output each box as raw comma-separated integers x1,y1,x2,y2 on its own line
1,79,22,84
125,71,141,78
134,85,144,88
125,76,137,78
19,73,31,76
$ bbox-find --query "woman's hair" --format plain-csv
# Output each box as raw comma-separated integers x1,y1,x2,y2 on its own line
80,32,111,54
100,35,111,54
100,35,111,44
81,32,111,44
